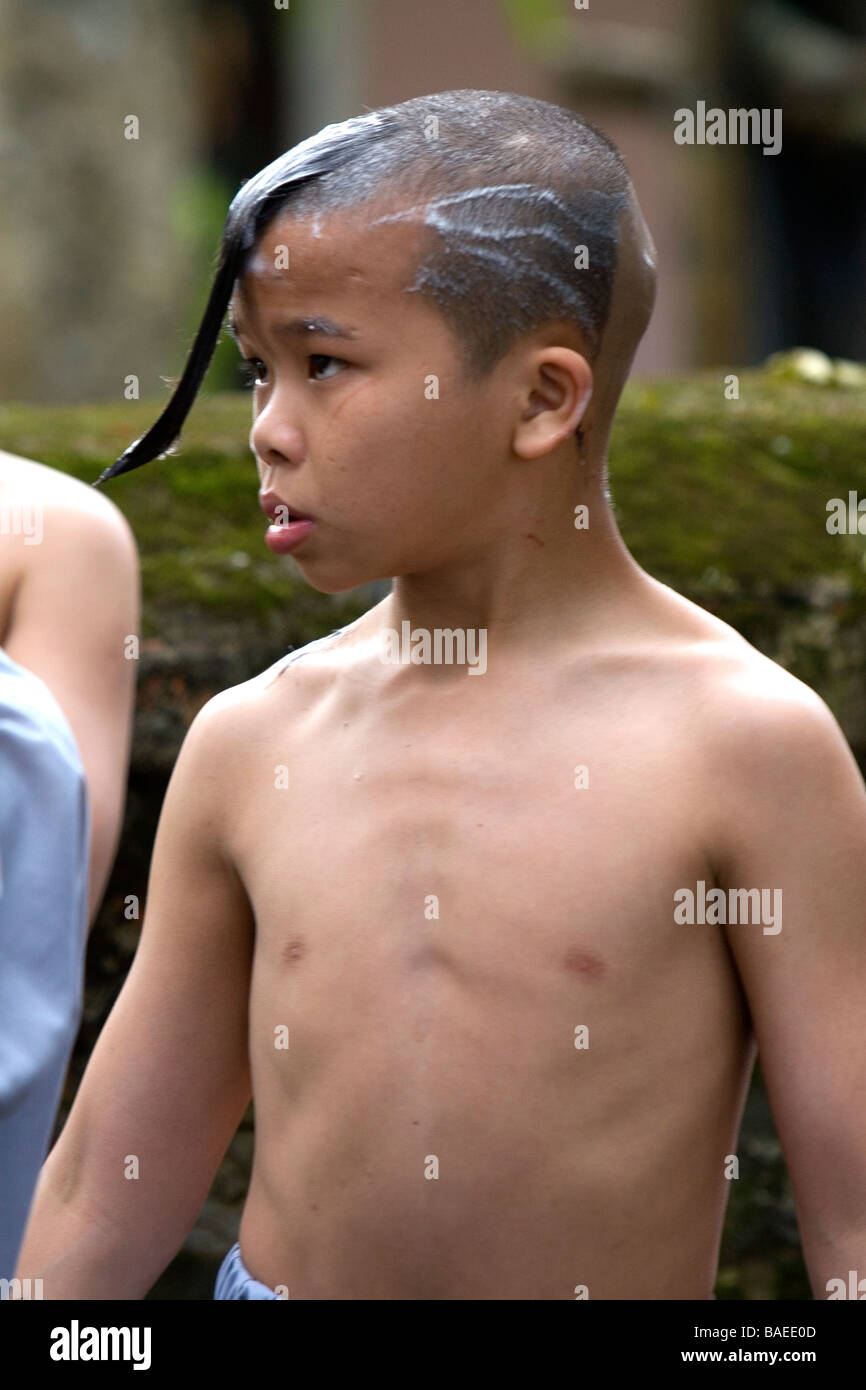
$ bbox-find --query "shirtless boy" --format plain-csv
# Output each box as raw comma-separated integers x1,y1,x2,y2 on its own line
16,90,866,1300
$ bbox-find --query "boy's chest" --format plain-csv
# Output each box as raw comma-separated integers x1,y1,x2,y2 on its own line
231,688,716,990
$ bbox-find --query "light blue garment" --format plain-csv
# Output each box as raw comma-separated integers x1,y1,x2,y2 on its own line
0,646,90,1279
214,1242,280,1300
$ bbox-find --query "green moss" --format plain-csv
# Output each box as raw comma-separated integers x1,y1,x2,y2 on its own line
611,371,866,595
2,365,864,633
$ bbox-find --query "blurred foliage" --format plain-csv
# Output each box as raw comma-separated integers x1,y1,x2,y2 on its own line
765,348,866,390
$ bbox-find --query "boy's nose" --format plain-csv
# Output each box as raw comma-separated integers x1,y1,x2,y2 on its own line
249,396,304,471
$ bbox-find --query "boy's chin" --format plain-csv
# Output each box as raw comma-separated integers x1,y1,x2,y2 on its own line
291,557,392,596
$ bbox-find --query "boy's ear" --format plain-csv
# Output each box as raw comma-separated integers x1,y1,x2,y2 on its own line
512,347,593,460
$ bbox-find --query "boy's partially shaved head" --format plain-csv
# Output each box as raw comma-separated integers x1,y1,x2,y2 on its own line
94,89,656,486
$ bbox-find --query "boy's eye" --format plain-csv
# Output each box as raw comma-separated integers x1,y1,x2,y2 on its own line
238,357,268,387
237,354,345,387
308,354,344,381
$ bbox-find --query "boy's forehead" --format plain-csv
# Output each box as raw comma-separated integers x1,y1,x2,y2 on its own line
234,200,431,322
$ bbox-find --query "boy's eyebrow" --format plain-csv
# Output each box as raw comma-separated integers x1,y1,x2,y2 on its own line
227,311,359,343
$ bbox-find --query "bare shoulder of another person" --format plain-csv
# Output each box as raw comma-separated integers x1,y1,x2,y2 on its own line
0,447,138,633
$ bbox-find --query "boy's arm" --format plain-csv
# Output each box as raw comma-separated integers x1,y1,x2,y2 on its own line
14,692,255,1299
713,676,866,1299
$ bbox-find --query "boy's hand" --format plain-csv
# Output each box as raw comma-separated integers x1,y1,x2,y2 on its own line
14,692,255,1299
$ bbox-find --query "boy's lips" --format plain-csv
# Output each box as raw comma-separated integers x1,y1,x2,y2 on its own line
258,491,316,553
258,490,314,523
264,519,315,553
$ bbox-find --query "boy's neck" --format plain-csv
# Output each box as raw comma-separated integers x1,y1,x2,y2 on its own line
378,493,650,661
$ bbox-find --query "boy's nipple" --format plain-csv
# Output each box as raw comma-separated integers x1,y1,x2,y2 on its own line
281,935,307,965
563,945,606,981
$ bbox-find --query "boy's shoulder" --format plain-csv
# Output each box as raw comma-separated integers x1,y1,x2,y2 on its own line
190,617,367,731
643,586,856,792
191,589,854,793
